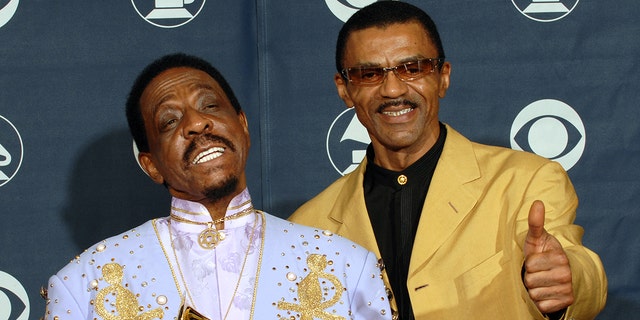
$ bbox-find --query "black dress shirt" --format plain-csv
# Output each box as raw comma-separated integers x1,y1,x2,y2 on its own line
363,123,447,320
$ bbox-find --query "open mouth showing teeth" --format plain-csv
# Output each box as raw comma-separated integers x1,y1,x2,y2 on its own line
383,108,413,117
192,147,225,164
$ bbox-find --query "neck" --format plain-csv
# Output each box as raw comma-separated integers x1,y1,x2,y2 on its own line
200,199,235,221
371,144,434,171
370,123,442,171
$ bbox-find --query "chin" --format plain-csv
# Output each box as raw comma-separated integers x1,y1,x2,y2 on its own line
203,176,239,202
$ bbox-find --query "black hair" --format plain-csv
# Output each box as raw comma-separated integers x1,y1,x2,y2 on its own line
335,1,445,73
125,53,242,152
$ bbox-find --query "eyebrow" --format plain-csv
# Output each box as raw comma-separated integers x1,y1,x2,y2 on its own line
348,55,427,68
152,82,217,110
192,83,222,104
154,94,175,110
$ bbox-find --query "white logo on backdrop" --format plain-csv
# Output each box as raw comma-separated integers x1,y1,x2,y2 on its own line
0,115,23,187
131,0,206,28
0,271,30,320
326,108,370,175
325,0,379,22
510,99,585,170
0,0,19,28
511,0,579,22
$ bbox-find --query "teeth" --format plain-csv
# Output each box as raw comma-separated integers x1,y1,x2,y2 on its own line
383,108,413,117
192,147,225,164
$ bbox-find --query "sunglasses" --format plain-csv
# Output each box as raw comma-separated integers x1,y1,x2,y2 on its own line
341,58,445,86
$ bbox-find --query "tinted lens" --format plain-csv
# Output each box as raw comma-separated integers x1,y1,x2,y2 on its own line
396,60,430,80
344,58,442,85
347,67,385,84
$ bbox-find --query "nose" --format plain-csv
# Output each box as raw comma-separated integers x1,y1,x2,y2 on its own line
378,69,408,98
181,108,212,137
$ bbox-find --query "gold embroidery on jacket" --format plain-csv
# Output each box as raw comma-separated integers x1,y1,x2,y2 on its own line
94,263,164,320
277,254,345,320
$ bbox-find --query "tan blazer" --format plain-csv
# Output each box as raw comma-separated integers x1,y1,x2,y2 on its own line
290,124,606,320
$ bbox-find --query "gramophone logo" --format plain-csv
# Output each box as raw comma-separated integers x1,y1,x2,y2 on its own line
0,0,19,28
325,0,379,22
0,115,23,187
326,108,370,176
512,0,580,22
131,0,206,28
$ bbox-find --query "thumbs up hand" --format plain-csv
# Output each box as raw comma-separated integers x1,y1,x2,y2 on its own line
523,200,575,314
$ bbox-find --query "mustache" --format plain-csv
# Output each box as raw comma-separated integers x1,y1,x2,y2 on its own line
183,133,236,164
377,99,418,113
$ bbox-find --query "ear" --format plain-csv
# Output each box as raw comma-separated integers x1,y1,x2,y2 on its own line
334,72,355,108
138,152,164,185
238,110,249,133
438,62,451,98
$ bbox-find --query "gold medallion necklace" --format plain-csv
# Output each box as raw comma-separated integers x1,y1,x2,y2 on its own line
168,210,261,319
170,206,254,250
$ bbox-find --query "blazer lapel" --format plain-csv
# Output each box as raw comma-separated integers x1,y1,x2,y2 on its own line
328,159,383,258
408,125,482,277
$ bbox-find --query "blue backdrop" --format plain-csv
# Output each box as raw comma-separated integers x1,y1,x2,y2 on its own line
0,1,638,318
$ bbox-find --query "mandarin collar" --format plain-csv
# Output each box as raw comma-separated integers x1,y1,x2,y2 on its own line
170,188,254,224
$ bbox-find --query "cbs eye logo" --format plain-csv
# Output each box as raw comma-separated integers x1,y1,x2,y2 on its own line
0,0,19,28
510,99,585,170
0,271,30,320
0,115,24,187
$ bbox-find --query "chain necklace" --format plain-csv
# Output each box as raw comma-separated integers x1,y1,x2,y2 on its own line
168,210,260,319
170,206,254,250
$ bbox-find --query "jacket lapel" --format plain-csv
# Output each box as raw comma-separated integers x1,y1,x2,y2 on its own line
327,159,383,258
324,126,484,279
408,125,482,277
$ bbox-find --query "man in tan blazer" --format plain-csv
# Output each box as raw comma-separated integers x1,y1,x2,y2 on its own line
289,2,606,319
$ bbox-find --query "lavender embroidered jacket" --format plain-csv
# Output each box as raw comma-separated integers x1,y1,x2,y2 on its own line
44,191,391,320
